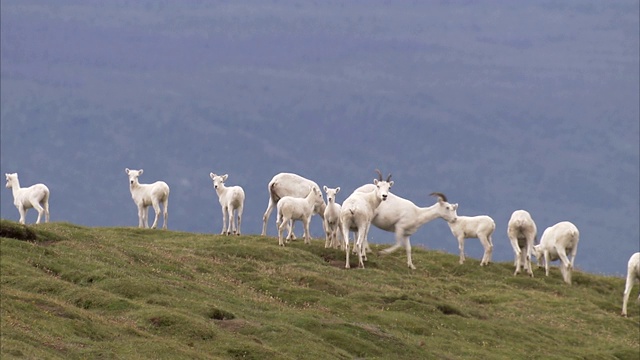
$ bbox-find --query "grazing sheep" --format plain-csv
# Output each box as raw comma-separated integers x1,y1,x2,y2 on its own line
446,205,495,266
533,221,579,285
262,173,326,239
341,171,393,269
210,173,245,235
507,210,537,277
323,186,342,249
353,184,458,269
276,186,323,246
125,168,170,229
622,252,640,317
5,173,50,224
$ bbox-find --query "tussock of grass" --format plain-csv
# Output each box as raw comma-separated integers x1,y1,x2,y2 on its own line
1,220,638,359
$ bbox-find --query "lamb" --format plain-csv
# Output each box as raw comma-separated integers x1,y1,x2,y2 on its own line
125,168,170,229
261,173,326,239
276,186,323,246
5,173,50,225
507,210,537,277
621,252,640,317
445,205,495,266
210,173,245,236
533,221,579,285
323,186,342,249
340,171,393,269
353,184,458,269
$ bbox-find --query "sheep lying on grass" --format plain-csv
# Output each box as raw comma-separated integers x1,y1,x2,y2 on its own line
210,173,245,235
533,221,579,285
125,168,170,230
5,173,50,225
622,252,640,317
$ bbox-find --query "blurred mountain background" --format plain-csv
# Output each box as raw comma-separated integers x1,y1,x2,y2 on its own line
1,0,638,275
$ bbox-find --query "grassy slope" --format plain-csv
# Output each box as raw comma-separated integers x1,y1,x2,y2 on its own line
0,220,638,360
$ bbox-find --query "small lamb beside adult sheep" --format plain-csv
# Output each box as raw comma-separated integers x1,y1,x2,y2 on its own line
445,205,495,266
125,168,170,229
210,173,245,235
533,221,579,285
507,209,537,277
276,186,323,246
5,173,50,224
621,252,640,317
323,186,342,249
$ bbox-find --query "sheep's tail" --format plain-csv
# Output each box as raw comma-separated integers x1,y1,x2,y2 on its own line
269,181,281,204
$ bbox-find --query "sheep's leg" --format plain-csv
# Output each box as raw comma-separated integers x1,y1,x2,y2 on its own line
261,199,275,236
356,227,366,269
555,246,573,284
17,205,27,225
277,216,289,246
228,206,237,235
162,199,168,230
236,206,243,236
221,206,229,235
509,237,522,275
31,201,45,224
569,244,578,269
150,202,161,229
457,237,466,264
43,199,50,223
525,236,534,276
324,219,331,248
342,224,351,268
137,206,146,228
478,234,493,266
303,217,311,244
286,220,297,240
544,250,551,277
621,271,636,316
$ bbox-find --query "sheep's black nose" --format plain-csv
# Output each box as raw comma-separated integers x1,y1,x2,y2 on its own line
382,194,387,200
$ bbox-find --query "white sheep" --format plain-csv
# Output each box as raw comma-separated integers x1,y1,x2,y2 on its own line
353,185,458,270
276,186,323,246
125,168,170,230
341,172,393,269
323,186,342,249
507,209,537,277
210,173,245,236
533,221,579,285
261,173,326,239
5,173,50,225
621,252,640,317
446,205,495,266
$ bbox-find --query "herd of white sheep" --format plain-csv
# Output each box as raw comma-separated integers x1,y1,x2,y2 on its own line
4,170,640,317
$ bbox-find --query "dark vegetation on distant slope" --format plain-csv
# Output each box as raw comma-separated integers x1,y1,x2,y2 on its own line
1,220,638,359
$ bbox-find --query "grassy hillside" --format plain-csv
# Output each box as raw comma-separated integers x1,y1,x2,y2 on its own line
1,220,638,359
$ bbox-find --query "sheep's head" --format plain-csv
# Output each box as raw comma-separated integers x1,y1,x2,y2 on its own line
210,173,229,190
5,173,17,188
374,169,394,201
323,186,340,204
125,168,143,185
430,192,458,222
532,245,544,266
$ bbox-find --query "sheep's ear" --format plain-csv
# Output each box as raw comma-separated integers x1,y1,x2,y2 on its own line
323,185,328,192
336,187,340,193
373,179,379,185
139,169,144,175
210,173,216,180
125,168,130,174
388,181,394,187
222,174,229,182
453,203,459,210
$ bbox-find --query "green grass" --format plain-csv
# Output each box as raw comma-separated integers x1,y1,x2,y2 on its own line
1,219,638,359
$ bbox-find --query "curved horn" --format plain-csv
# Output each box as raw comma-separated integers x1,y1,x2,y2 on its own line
386,173,392,182
374,169,383,181
430,192,448,202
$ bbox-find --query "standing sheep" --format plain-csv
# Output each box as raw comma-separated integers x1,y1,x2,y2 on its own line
621,252,640,317
445,205,496,266
125,168,170,229
533,221,579,285
5,173,50,225
507,210,537,277
210,173,245,235
276,186,323,246
323,186,342,249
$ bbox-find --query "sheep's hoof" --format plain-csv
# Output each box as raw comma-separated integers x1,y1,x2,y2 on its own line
409,264,416,270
